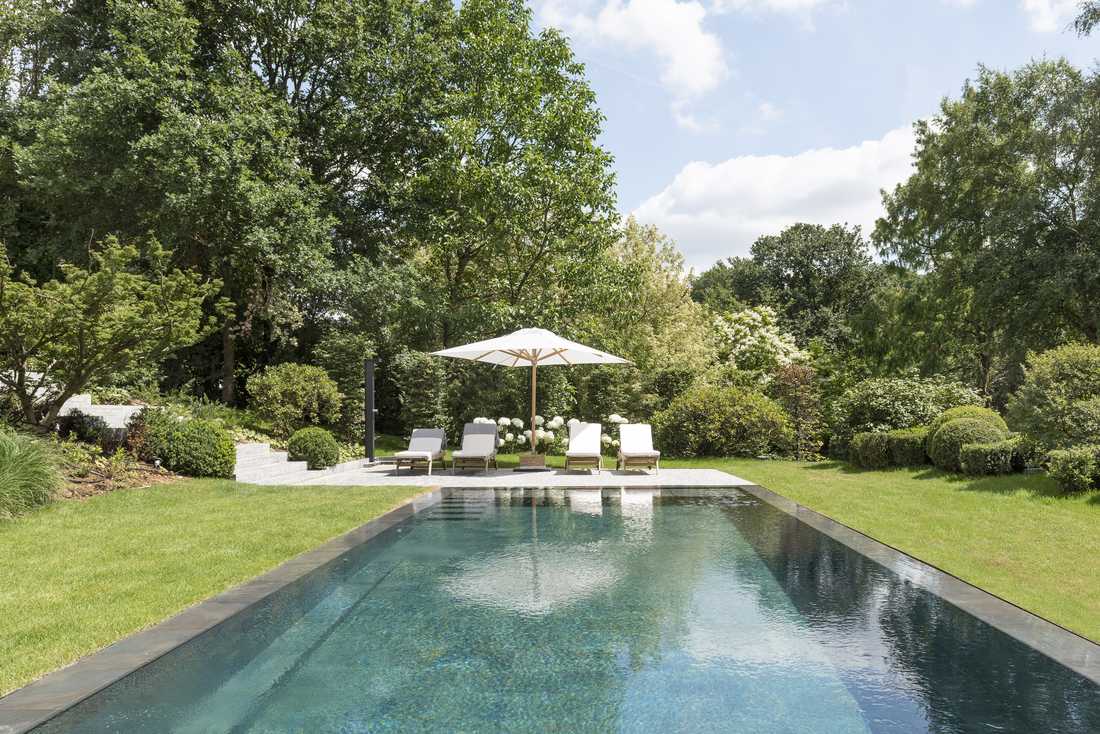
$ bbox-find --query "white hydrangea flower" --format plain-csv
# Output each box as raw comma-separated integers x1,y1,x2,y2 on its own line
498,417,510,426
511,418,523,428
535,429,546,440
497,438,505,447
612,439,620,447
505,432,515,442
523,429,532,437
567,417,580,427
534,415,545,426
608,413,622,423
601,434,612,445
517,434,527,444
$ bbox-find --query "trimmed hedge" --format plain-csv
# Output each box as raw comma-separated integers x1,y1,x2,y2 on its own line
852,432,891,468
1047,445,1100,493
130,409,234,478
887,427,929,466
288,427,340,470
653,385,793,458
928,405,1007,442
928,418,1007,472
959,437,1019,476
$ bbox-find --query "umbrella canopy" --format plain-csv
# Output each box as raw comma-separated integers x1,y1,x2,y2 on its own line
431,328,628,367
431,328,628,458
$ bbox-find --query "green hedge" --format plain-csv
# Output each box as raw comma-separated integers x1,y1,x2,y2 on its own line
928,405,1007,441
928,418,1007,473
959,437,1019,476
0,430,59,519
887,427,929,466
1007,343,1100,451
130,409,234,478
852,432,891,468
288,427,340,470
1047,445,1100,493
248,363,342,439
653,385,792,458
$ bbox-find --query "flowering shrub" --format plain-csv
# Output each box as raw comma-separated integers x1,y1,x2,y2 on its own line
713,306,807,374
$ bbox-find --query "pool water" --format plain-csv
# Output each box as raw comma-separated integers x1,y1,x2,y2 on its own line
35,489,1100,733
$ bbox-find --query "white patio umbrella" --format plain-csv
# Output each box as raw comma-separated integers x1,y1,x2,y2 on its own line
431,328,628,464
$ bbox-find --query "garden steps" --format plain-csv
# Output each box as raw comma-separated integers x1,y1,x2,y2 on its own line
58,394,143,430
233,443,366,485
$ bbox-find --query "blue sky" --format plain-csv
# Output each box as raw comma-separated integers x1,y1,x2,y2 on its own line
533,0,1097,269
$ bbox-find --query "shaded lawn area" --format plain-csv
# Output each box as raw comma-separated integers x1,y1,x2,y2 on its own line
674,457,1100,644
0,480,424,696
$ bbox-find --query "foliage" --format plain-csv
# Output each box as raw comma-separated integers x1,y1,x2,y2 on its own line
57,410,111,447
288,427,341,470
163,420,235,478
390,351,449,437
652,386,792,458
0,240,216,424
887,427,929,467
1047,445,1100,493
851,432,892,469
1075,1,1100,35
247,364,342,439
959,438,1019,477
127,407,185,464
645,367,698,413
0,429,59,519
927,418,1007,473
1006,344,1100,452
928,406,1008,440
713,306,807,375
770,364,824,460
829,376,982,457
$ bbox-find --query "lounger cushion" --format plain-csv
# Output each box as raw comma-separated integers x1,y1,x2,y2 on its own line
566,451,601,458
394,450,439,460
452,449,493,458
620,450,660,459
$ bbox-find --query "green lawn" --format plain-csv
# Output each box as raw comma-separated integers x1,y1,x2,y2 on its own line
674,458,1100,643
0,480,424,696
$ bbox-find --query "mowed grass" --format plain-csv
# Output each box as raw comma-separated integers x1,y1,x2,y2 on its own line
673,457,1100,643
0,480,424,695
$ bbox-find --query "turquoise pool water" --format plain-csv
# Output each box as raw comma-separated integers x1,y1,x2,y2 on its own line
34,489,1100,733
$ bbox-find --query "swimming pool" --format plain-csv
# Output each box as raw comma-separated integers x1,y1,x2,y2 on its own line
25,488,1100,732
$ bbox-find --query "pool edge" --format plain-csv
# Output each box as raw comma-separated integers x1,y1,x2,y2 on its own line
0,488,446,734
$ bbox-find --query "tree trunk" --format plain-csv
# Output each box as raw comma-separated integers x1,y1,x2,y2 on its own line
221,320,236,404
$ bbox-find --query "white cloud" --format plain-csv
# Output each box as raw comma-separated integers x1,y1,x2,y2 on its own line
1020,0,1078,31
540,0,727,128
713,0,832,13
632,125,916,269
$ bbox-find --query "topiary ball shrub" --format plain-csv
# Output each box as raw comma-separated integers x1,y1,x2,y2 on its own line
959,437,1019,476
248,363,342,439
653,385,793,458
288,427,340,470
927,406,1008,442
166,419,235,478
1047,445,1100,493
0,430,60,519
887,427,929,466
928,418,1007,473
851,432,891,468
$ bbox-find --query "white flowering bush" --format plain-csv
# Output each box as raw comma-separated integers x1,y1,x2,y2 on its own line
713,306,807,375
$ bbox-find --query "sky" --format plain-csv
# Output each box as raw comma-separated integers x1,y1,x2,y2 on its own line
531,0,1098,270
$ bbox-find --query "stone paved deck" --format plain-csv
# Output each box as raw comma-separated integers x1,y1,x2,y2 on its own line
284,463,747,488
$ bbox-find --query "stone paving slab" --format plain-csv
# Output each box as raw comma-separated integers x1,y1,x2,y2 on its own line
284,464,748,487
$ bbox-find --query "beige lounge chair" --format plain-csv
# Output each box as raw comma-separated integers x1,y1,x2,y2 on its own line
393,428,445,474
452,423,498,472
565,422,602,473
617,423,660,473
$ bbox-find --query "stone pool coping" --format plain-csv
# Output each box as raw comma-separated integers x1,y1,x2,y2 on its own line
2,482,1099,732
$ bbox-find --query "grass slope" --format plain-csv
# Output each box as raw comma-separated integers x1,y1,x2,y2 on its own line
676,458,1100,643
0,480,423,695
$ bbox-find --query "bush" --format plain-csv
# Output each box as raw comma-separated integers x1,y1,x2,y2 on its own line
653,385,793,458
165,419,235,478
771,364,824,460
959,437,1019,476
0,430,60,518
928,405,1008,441
389,351,449,436
127,407,186,463
288,427,340,469
1047,445,1100,493
248,363,342,439
887,427,929,466
928,418,1007,473
1007,343,1100,452
829,377,982,458
58,409,110,446
851,432,891,468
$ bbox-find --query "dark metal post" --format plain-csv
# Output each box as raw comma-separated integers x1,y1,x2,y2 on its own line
364,358,376,463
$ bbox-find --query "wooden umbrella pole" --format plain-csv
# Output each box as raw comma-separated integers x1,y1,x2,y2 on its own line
529,358,538,456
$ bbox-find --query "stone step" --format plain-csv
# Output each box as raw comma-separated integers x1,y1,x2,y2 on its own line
235,451,289,471
235,461,310,484
235,442,272,457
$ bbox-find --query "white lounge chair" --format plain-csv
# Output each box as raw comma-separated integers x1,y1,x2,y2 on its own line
565,421,603,473
617,423,660,473
393,428,445,475
452,422,498,472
